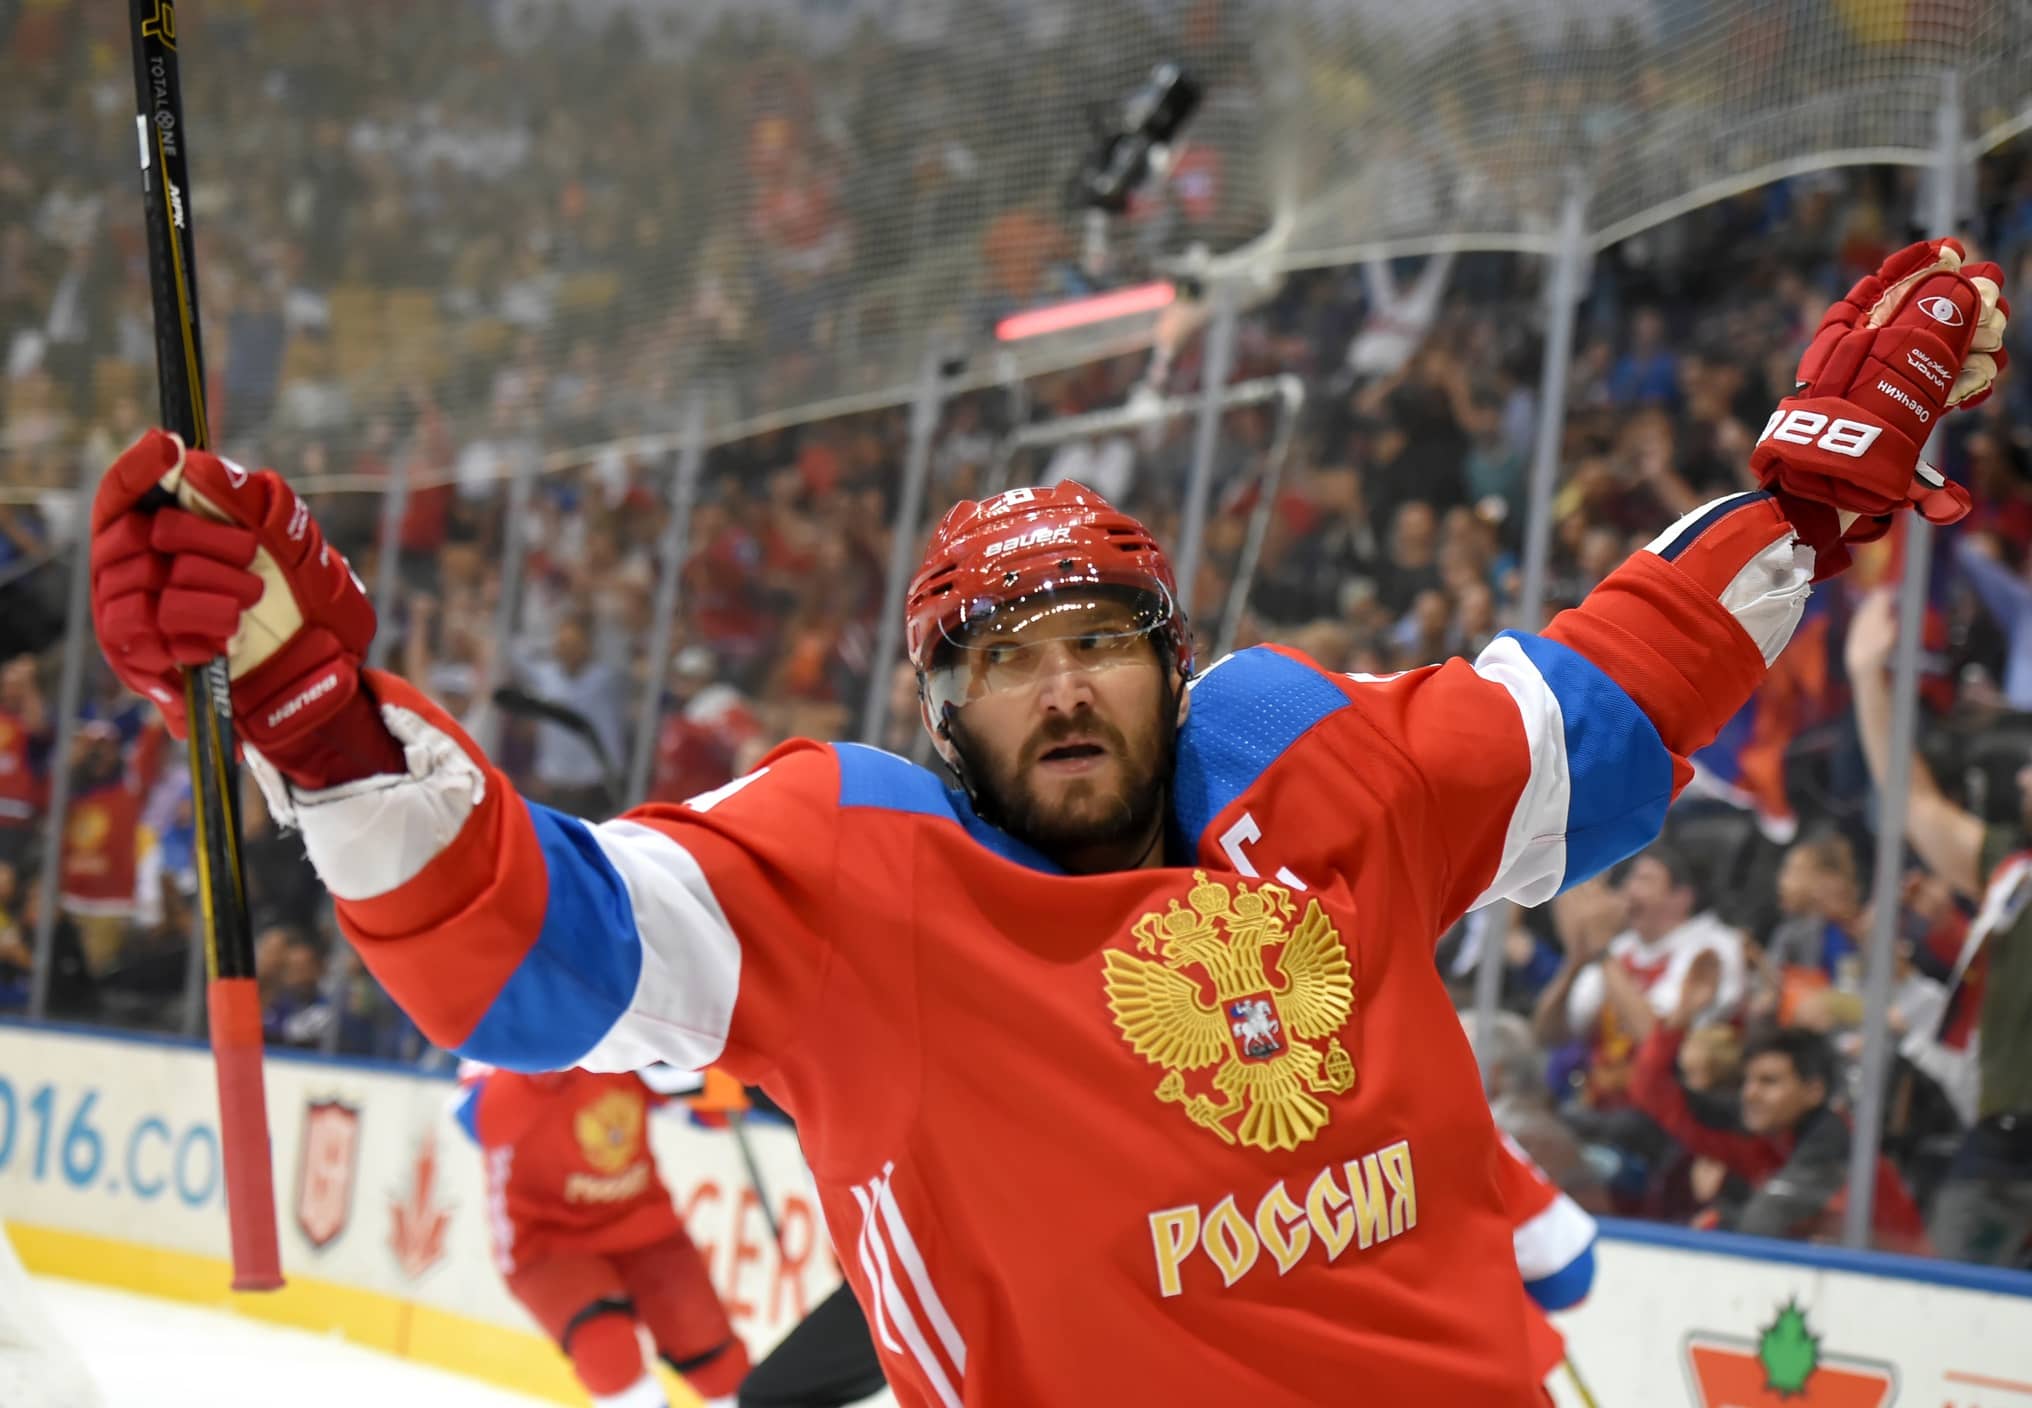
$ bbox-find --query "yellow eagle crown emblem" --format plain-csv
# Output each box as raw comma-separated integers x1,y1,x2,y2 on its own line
1104,870,1356,1152
574,1089,645,1175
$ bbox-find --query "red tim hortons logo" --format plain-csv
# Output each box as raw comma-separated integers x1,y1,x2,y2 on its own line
295,1100,362,1251
389,1129,452,1280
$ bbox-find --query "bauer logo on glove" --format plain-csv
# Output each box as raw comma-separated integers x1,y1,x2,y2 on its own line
89,428,403,788
1750,237,2009,556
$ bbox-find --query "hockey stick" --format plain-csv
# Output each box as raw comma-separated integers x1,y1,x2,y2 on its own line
127,0,283,1291
1562,1354,1601,1408
490,685,625,814
725,1108,785,1249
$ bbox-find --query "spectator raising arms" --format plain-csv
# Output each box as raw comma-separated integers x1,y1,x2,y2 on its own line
1629,955,1929,1252
1533,846,1746,1109
1847,591,2032,1266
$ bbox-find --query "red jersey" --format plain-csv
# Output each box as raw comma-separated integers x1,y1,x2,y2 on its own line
59,723,162,915
0,710,46,827
454,1067,682,1273
290,494,1801,1406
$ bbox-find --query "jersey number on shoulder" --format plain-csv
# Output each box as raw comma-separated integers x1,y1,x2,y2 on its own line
1218,810,1310,890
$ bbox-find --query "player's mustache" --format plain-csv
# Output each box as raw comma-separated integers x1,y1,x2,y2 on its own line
1024,715,1126,763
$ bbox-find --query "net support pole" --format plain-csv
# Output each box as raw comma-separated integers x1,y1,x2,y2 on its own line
860,344,947,747
181,904,207,1036
1174,286,1242,618
364,447,413,673
626,392,706,805
479,443,540,752
1474,175,1588,1070
1844,66,1962,1251
26,455,99,1021
1212,378,1307,659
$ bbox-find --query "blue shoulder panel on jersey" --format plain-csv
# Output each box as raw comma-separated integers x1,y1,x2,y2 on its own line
451,1083,483,1146
831,742,1061,873
1499,631,1674,890
1172,647,1350,848
833,740,952,817
1524,1243,1595,1311
459,803,645,1071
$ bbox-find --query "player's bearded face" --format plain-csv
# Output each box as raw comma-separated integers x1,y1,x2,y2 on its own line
933,593,1179,871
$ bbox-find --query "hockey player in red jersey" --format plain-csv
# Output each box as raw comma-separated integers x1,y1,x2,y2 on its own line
1494,1133,1598,1404
87,241,2004,1405
451,1064,751,1408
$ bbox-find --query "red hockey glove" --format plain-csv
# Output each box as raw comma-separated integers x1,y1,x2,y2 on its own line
1750,237,2009,578
89,429,405,788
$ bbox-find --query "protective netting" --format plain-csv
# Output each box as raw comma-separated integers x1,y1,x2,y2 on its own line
0,0,1282,511
1273,1,2032,268
4,1,2029,513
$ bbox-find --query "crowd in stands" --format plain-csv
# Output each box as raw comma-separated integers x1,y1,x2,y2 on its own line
1,1,2029,1267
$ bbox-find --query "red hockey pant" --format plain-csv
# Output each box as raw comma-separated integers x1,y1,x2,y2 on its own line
507,1230,750,1400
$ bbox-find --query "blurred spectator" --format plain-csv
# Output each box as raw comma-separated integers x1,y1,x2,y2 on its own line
1629,958,1928,1253
1848,592,2032,1265
1953,531,2032,710
0,655,48,869
1533,848,1746,1110
257,924,332,1050
1764,832,1862,984
1460,1007,1604,1209
1438,905,1562,1016
58,721,158,975
0,852,95,1020
648,646,764,804
517,613,625,817
1606,307,1681,408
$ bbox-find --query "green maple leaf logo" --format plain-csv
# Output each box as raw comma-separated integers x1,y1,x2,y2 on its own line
1758,1299,1822,1397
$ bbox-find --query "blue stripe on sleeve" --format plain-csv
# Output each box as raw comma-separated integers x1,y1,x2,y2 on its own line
1525,1244,1595,1311
458,803,645,1071
1500,631,1675,890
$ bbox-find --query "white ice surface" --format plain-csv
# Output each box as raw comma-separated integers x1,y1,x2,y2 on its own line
39,1276,558,1408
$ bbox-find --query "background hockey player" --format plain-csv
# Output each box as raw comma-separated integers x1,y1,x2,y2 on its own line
85,239,2005,1404
452,1064,751,1408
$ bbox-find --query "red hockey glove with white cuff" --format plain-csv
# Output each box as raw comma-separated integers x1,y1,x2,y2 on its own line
90,429,405,788
1750,237,2009,578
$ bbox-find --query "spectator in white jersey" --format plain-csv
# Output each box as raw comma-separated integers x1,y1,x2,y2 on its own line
1533,844,1746,1111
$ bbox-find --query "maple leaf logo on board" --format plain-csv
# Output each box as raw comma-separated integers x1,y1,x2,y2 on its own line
389,1130,451,1280
1683,1300,1896,1408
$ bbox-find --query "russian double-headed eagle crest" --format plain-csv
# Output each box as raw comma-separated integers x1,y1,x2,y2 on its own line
1104,870,1356,1152
575,1088,645,1174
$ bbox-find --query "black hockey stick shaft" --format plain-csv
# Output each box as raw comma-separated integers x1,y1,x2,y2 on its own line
128,0,282,1291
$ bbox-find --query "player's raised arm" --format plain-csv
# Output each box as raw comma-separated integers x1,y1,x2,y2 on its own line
1334,239,2008,926
88,433,837,1080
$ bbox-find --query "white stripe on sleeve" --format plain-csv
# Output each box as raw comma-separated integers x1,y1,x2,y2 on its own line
575,819,742,1075
1465,635,1573,911
1513,1190,1598,1283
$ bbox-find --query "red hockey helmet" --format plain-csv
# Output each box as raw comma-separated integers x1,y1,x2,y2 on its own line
906,484,1189,720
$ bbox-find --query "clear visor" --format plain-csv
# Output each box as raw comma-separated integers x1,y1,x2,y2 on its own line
923,585,1170,718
